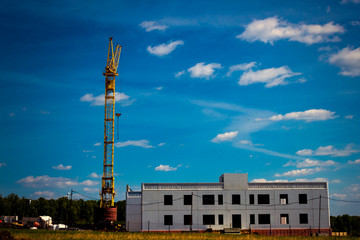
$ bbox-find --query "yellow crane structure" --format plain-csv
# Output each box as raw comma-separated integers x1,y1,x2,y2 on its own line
99,37,122,221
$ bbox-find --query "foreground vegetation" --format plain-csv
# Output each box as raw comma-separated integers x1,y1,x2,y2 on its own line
5,229,359,240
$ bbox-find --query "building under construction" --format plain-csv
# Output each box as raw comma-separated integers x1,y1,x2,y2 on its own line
126,173,331,236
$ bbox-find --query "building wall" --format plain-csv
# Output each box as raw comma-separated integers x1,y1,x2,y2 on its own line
126,174,330,234
126,191,142,232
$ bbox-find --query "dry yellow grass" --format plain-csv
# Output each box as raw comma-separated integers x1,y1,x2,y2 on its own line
6,229,359,240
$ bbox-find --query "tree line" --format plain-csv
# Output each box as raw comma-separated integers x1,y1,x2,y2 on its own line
1,193,360,235
0,193,125,225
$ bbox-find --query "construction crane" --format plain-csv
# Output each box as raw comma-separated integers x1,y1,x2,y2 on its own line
99,37,122,222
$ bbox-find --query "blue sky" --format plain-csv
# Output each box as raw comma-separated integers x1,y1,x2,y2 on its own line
1,0,360,215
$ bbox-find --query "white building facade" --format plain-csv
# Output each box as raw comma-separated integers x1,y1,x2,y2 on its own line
126,173,331,236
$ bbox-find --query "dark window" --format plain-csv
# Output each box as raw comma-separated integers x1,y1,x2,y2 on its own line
280,194,288,204
250,194,254,205
280,214,289,224
250,214,255,225
299,214,308,224
299,194,307,204
164,215,173,225
218,194,223,205
202,195,215,205
184,215,192,225
258,214,270,224
258,194,270,204
218,215,223,225
203,215,215,225
164,195,173,205
232,194,241,205
184,195,192,205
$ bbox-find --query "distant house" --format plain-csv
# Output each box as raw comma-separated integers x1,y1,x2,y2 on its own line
126,173,331,236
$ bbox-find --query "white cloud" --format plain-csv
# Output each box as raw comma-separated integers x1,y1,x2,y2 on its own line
275,167,323,177
297,144,359,157
115,139,154,148
89,172,101,178
238,66,301,88
348,159,360,164
296,159,336,168
155,86,163,91
211,131,238,143
332,179,341,183
158,143,166,147
264,109,337,122
155,164,180,171
30,191,55,199
17,175,98,188
294,177,328,182
0,163,6,168
331,193,347,200
340,0,360,4
81,180,98,186
147,40,184,57
345,115,354,119
80,92,131,106
52,164,72,171
237,17,344,45
175,70,185,78
240,140,253,145
350,21,360,26
251,178,288,183
83,188,99,193
226,62,256,77
188,62,222,79
40,110,50,115
328,47,360,77
139,21,168,32
94,142,101,146
9,113,15,117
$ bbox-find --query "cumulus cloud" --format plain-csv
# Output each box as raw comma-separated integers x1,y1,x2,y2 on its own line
147,40,184,56
275,167,323,177
237,17,344,45
115,140,154,148
295,159,336,168
251,178,289,183
238,66,301,87
0,163,6,168
17,175,99,188
175,70,185,78
155,86,163,91
211,131,238,143
89,172,102,178
94,142,101,146
52,164,72,171
155,164,180,171
294,177,328,182
262,109,338,122
226,62,256,77
139,21,168,32
296,144,359,157
332,179,341,183
188,62,222,79
328,47,360,77
330,193,347,200
30,191,55,199
348,159,360,164
80,92,131,106
83,188,99,193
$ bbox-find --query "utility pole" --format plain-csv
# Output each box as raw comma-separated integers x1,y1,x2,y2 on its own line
318,195,321,235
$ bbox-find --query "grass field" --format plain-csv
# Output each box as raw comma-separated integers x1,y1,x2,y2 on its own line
3,229,359,240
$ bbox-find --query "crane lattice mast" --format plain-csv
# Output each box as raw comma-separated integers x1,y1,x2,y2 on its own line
100,37,122,208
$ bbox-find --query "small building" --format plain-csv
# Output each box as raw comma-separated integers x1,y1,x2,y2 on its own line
126,173,331,236
0,216,18,223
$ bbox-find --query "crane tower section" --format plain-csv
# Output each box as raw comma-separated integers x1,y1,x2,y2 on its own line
100,37,122,210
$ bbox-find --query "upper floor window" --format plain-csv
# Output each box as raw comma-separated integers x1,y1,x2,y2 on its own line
232,194,241,205
280,194,288,204
249,194,254,205
299,194,307,204
164,195,173,205
218,194,223,205
203,195,215,205
258,194,270,204
184,195,192,205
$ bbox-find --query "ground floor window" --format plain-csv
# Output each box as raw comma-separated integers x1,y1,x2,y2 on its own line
164,215,173,225
258,214,270,224
218,215,223,225
280,214,289,224
203,215,215,225
184,215,192,225
250,214,255,225
299,213,308,224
